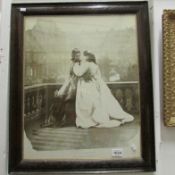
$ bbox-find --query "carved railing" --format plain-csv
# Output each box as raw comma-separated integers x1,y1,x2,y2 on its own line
24,81,139,123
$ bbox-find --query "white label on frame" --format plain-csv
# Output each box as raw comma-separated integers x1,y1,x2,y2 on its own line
112,148,123,158
20,8,26,12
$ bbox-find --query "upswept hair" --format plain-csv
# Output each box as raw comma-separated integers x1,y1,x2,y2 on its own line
83,50,96,64
71,48,80,61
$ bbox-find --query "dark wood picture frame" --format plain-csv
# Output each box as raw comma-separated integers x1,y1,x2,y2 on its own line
9,1,155,173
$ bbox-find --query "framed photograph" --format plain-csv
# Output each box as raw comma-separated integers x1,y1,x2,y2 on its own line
9,2,155,173
163,10,175,127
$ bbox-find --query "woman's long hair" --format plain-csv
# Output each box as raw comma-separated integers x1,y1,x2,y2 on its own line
83,51,96,64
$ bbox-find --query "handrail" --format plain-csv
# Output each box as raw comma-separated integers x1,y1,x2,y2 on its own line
24,81,139,90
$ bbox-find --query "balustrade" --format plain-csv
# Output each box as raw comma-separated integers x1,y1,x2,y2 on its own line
24,82,139,123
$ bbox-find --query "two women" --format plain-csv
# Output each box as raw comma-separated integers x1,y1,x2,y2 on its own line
56,49,134,128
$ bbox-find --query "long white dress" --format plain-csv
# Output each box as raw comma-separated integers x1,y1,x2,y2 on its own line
73,61,134,128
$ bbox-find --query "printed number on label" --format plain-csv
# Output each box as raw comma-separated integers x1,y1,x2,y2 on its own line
112,148,123,157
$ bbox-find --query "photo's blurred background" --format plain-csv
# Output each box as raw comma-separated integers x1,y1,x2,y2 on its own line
24,15,139,86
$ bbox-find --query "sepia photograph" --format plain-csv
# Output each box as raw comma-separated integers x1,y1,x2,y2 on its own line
23,15,140,160
9,2,155,172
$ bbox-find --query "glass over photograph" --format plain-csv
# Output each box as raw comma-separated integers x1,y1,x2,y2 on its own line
23,15,140,160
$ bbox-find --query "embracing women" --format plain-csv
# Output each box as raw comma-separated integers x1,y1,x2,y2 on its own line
55,48,134,128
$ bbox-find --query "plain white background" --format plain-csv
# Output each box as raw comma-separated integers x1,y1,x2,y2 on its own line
0,0,175,174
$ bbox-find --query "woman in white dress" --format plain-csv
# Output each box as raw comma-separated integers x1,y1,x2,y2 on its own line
73,51,134,128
